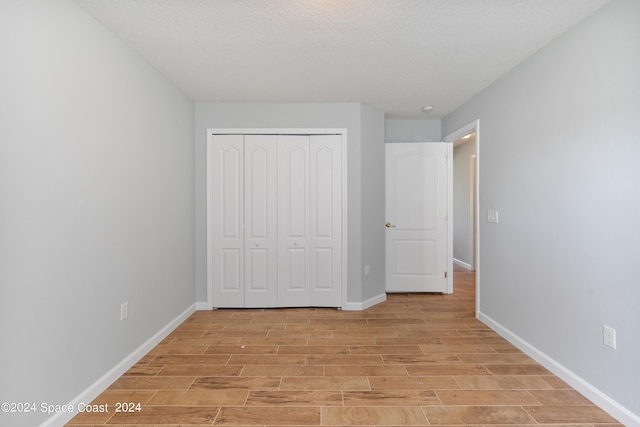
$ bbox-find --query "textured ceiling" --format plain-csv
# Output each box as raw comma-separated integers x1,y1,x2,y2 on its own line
73,0,612,118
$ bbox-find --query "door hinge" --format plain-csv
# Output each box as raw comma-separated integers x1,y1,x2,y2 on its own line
444,271,448,278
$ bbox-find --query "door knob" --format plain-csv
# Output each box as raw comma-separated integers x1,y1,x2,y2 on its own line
385,222,396,228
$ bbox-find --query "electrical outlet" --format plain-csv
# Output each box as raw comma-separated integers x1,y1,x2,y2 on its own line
603,325,616,349
120,302,128,320
364,264,370,276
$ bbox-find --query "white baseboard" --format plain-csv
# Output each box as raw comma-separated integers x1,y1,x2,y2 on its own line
453,258,472,270
41,304,197,427
195,301,210,310
478,312,640,427
342,293,386,311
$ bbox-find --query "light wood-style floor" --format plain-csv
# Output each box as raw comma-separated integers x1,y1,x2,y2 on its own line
67,266,621,426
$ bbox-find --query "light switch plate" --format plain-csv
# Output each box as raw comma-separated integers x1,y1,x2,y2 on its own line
487,210,499,223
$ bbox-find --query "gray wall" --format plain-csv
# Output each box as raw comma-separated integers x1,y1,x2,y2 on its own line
194,102,386,305
360,105,386,301
443,0,640,420
385,119,441,142
453,140,476,267
0,1,195,426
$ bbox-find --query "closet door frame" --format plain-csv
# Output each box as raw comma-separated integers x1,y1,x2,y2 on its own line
207,128,348,309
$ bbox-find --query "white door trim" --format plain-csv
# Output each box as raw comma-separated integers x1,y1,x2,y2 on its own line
445,120,480,315
206,128,348,309
470,154,477,271
447,142,453,293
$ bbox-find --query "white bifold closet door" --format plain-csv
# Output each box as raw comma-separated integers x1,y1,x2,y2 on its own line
245,135,278,307
210,133,342,308
277,135,342,307
210,134,278,308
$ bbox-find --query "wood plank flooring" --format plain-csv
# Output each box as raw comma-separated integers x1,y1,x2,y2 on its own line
67,266,621,426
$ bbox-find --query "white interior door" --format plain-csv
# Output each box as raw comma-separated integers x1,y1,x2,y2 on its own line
210,134,245,307
277,135,310,306
309,135,342,306
244,135,278,307
385,142,451,293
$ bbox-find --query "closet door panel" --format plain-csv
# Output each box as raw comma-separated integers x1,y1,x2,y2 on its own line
246,248,268,289
222,249,242,291
285,146,307,238
309,135,342,306
287,249,307,290
313,248,333,290
210,135,245,307
278,135,310,307
244,135,278,307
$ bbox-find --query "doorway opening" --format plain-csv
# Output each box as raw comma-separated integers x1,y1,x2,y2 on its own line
445,120,479,316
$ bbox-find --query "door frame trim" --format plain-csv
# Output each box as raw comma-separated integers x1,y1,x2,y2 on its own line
470,154,477,271
444,120,480,316
447,142,454,293
206,128,348,309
